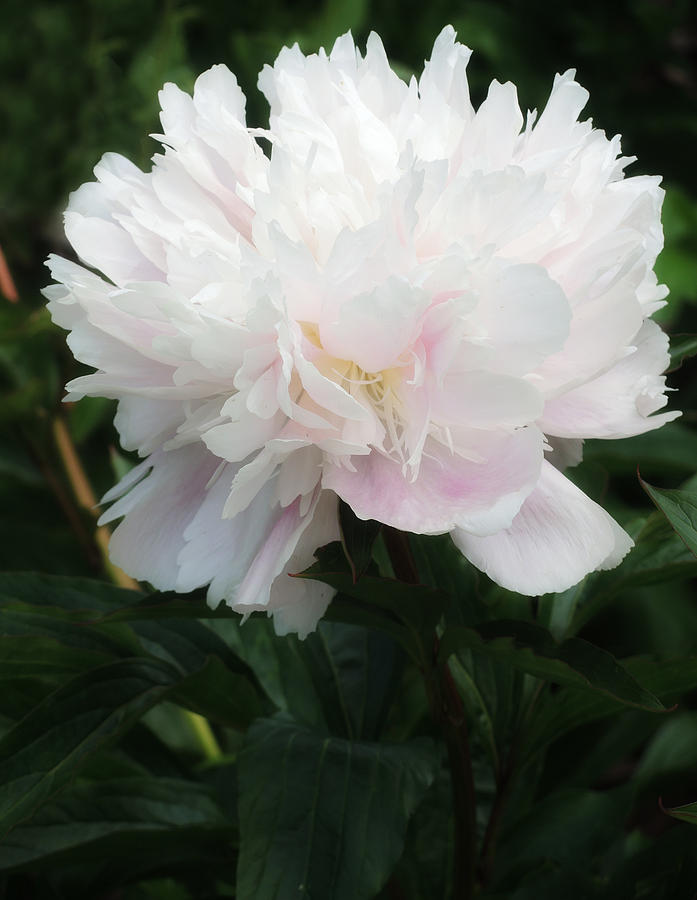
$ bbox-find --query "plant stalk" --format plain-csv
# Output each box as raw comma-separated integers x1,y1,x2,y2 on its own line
384,527,477,900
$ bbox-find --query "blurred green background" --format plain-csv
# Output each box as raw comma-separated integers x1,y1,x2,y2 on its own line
2,5,697,898
0,0,696,641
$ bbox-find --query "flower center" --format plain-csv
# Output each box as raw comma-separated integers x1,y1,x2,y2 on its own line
298,321,417,469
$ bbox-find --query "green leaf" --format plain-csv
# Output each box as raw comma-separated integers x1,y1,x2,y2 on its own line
634,713,697,787
0,572,142,614
669,334,697,371
604,826,697,900
0,634,112,680
0,581,266,730
237,716,437,900
221,618,400,739
584,423,697,476
409,533,480,625
571,514,697,632
0,599,142,677
219,616,328,730
496,788,627,882
338,500,382,582
67,396,115,444
641,479,697,559
439,621,664,711
521,657,697,762
172,655,265,730
93,592,240,624
0,657,181,835
0,776,233,872
299,542,448,657
664,800,697,825
299,622,402,740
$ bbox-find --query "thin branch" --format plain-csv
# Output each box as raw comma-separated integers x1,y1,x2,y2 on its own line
52,416,139,590
384,527,477,900
0,244,18,302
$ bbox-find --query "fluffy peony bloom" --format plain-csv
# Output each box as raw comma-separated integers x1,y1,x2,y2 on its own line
45,27,678,637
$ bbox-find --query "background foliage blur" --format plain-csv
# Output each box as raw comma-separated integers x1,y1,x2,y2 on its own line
2,2,697,898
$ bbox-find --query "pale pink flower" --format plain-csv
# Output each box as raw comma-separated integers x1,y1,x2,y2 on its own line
45,27,678,636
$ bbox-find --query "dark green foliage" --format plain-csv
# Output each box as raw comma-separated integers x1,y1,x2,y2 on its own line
2,1,697,898
237,717,437,900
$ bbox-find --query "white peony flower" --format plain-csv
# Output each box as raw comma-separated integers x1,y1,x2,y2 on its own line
45,27,678,637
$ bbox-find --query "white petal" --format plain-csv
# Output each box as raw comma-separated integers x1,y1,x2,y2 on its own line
104,445,220,589
452,460,633,595
539,320,680,438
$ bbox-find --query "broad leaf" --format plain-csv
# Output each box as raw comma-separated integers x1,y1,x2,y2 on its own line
172,655,265,729
0,635,112,680
571,514,697,632
0,600,142,682
299,542,448,657
0,657,181,835
0,579,267,730
300,622,401,740
338,500,382,582
0,572,141,614
131,618,266,728
641,479,697,559
0,776,233,872
495,789,627,883
584,423,697,476
521,657,697,762
237,716,437,900
439,621,664,711
603,826,697,900
223,618,401,739
634,713,697,788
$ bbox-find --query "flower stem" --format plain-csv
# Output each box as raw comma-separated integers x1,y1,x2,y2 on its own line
0,243,19,302
52,416,139,590
427,647,477,900
383,528,477,900
478,760,513,887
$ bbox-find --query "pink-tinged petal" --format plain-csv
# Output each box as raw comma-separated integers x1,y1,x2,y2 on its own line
452,460,633,595
276,447,323,507
431,370,543,429
320,276,430,374
64,212,162,286
539,320,680,439
294,345,371,422
223,449,280,518
175,470,279,600
102,444,220,590
114,396,184,454
521,70,591,156
100,457,152,505
232,488,333,612
202,410,286,463
532,277,644,395
323,427,543,536
467,263,571,376
267,489,341,638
